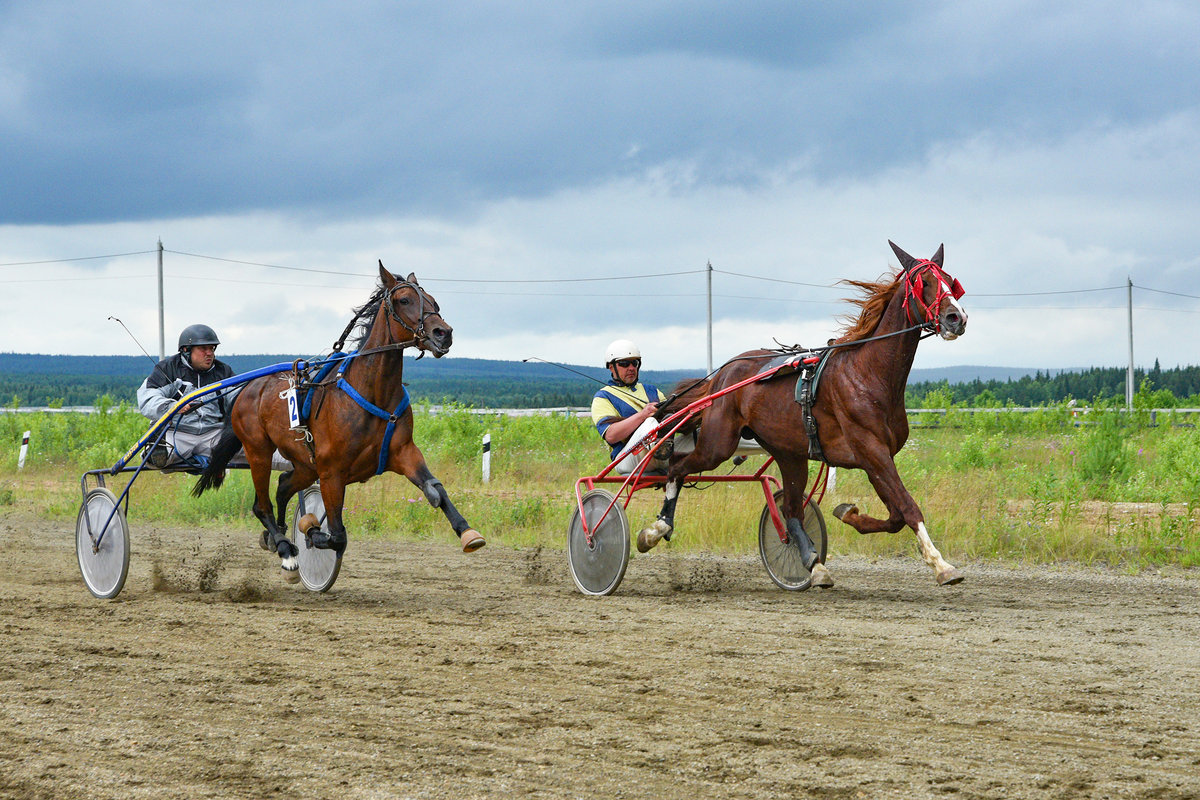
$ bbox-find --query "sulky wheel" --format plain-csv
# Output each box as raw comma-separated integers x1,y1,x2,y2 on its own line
292,485,341,593
567,489,630,596
758,488,827,591
76,488,131,600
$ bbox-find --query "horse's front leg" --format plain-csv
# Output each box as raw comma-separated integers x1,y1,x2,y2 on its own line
397,445,485,552
832,448,962,586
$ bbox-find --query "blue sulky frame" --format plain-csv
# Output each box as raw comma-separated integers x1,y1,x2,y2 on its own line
76,360,301,599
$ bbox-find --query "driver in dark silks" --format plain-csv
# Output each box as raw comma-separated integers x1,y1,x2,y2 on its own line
137,324,237,468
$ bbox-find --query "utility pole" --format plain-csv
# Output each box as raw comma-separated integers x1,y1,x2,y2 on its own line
157,239,165,360
706,261,713,373
1126,276,1134,410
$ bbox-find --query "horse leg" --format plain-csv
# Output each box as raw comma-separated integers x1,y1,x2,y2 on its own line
636,416,741,553
273,466,322,549
636,477,682,553
248,457,300,581
304,478,349,557
774,454,833,588
832,450,962,585
397,444,484,552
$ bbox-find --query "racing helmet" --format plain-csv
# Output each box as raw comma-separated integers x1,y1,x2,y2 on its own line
604,339,641,366
178,324,220,352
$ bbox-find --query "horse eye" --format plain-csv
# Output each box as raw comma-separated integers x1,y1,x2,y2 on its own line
397,296,410,305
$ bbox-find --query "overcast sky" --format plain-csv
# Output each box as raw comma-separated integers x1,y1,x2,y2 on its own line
2,1,1198,372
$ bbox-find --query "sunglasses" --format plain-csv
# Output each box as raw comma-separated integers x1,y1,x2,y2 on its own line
613,359,640,369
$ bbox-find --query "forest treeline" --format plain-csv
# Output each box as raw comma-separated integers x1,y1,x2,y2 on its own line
905,361,1200,407
3,353,1199,409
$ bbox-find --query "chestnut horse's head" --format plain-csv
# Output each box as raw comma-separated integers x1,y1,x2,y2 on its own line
889,241,968,340
378,262,453,357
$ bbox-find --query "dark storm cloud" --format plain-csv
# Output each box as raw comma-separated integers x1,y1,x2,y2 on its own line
1,1,1198,225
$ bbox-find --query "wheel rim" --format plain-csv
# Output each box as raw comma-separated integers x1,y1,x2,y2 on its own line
293,486,341,592
567,489,630,596
76,488,130,599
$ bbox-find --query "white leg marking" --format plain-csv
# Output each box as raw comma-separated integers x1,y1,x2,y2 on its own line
915,522,955,574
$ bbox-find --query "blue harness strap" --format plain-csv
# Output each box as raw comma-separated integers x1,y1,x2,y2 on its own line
336,377,412,475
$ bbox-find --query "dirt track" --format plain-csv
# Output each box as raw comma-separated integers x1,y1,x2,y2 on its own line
1,512,1199,800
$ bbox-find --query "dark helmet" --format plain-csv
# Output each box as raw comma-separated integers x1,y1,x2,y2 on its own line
178,324,220,352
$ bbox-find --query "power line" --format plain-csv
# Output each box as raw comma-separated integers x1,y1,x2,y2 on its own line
0,250,157,268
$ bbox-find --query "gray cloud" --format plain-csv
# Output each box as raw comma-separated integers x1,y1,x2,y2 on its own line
4,1,1197,225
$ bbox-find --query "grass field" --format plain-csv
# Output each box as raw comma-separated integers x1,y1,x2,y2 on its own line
2,402,1198,571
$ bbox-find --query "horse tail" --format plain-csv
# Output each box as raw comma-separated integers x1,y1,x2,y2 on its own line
191,422,243,497
656,376,714,421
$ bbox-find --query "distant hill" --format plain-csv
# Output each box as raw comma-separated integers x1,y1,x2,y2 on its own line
4,353,1187,408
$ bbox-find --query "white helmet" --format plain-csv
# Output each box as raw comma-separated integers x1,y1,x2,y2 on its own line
604,339,641,366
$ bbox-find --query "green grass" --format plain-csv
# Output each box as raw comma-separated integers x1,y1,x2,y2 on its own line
2,403,1198,571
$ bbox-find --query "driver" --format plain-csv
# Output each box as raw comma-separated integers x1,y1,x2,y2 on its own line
590,339,666,475
137,324,235,467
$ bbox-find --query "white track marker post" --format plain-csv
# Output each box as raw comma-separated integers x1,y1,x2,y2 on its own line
482,433,491,483
18,431,30,470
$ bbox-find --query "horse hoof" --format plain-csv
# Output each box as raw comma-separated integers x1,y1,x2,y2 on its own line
259,530,274,552
832,503,857,521
937,567,965,586
280,556,300,583
460,529,486,552
636,519,672,553
810,562,835,589
297,513,320,535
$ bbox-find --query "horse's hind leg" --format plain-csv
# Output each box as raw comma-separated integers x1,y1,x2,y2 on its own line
248,459,299,581
636,477,681,553
636,419,741,552
775,454,833,588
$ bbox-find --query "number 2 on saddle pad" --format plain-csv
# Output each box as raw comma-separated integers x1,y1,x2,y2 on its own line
284,387,301,429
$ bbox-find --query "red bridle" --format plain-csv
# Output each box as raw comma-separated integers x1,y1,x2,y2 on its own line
901,260,965,330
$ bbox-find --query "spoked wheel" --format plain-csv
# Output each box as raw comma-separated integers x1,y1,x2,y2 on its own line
76,488,130,599
758,489,827,591
292,485,341,593
567,489,630,596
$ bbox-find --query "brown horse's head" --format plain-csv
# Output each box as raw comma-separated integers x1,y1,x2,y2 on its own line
889,242,968,340
378,262,454,357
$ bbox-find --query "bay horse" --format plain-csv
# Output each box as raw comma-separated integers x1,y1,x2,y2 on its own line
193,262,484,581
642,242,967,587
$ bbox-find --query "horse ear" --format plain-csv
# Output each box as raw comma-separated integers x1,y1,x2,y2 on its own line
931,244,944,267
889,241,918,271
406,272,418,284
378,260,396,287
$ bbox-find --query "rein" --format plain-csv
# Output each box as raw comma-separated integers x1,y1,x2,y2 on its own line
301,275,442,475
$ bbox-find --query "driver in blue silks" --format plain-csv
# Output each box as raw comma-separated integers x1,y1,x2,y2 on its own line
590,339,666,475
136,324,235,467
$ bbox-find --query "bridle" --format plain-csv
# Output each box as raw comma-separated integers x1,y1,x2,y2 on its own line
901,260,965,334
330,278,446,359
382,279,445,356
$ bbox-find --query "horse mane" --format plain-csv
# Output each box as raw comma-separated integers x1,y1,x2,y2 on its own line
347,282,387,349
830,269,904,344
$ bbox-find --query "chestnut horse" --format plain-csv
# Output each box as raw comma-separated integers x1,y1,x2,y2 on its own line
642,242,967,587
194,263,484,580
